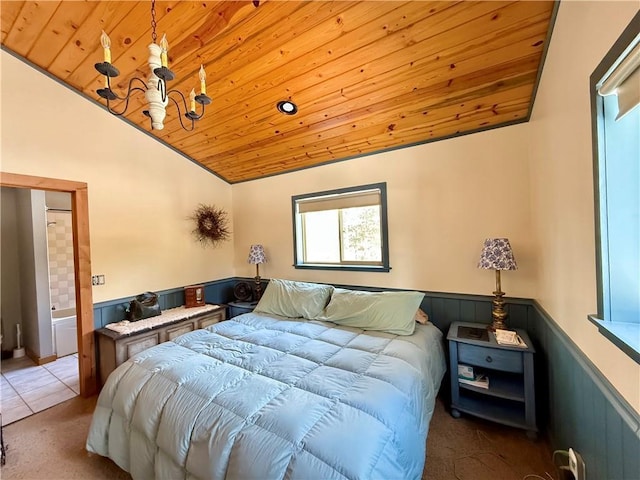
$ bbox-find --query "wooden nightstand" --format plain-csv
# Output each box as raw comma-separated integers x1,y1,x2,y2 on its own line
447,321,537,439
228,301,257,318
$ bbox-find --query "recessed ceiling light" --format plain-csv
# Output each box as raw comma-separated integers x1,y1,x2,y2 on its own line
277,100,298,115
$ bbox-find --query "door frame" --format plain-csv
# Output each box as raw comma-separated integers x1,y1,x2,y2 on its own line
1,172,97,396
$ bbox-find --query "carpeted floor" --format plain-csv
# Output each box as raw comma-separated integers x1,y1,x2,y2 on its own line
425,398,556,480
0,394,556,480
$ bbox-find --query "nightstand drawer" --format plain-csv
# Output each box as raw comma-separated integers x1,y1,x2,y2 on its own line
458,343,523,373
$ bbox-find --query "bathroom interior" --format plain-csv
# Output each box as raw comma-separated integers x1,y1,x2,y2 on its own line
1,187,80,426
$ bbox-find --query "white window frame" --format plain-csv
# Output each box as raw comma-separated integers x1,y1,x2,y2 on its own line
292,182,390,272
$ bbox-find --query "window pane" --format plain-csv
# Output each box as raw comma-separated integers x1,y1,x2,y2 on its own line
601,94,639,323
341,206,382,262
303,210,340,263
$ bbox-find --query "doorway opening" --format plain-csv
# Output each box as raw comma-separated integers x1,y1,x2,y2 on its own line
0,172,97,408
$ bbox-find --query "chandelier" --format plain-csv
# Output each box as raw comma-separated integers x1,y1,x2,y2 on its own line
94,0,211,131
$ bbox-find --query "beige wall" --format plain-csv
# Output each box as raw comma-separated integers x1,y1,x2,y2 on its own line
528,1,639,411
0,51,234,302
232,123,535,298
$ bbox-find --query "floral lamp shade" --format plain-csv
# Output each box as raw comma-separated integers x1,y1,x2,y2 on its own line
478,238,517,271
247,244,267,265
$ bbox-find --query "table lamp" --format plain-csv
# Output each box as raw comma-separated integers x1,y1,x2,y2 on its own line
247,244,267,300
478,238,518,330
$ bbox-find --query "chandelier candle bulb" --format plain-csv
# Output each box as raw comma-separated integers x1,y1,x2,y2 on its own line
160,34,168,68
190,89,196,113
101,30,111,64
199,65,207,95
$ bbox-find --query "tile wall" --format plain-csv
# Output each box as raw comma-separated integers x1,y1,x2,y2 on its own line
46,211,75,311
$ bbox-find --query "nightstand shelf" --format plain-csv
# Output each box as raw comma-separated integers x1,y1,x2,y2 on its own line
454,395,528,430
447,321,537,439
459,371,525,402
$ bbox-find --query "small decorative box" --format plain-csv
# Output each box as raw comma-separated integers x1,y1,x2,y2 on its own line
458,364,475,380
184,285,205,308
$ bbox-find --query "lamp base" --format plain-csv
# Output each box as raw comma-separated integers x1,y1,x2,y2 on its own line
254,276,262,301
485,269,509,331
253,263,263,301
488,289,508,331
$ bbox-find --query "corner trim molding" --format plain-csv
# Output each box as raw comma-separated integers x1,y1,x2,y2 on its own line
526,0,561,121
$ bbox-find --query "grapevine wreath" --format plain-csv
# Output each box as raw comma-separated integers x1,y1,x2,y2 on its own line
191,204,231,247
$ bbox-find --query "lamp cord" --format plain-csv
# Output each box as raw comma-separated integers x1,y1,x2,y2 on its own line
150,0,157,44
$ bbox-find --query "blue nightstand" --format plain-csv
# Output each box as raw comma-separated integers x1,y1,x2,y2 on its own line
447,321,537,439
228,301,257,318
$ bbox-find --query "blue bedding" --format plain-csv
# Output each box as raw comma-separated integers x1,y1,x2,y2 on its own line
86,312,446,479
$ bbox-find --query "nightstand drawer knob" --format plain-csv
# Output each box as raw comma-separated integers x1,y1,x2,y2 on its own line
485,356,493,363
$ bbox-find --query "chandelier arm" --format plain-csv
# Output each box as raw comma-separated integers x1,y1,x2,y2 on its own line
166,88,189,112
104,75,148,102
104,84,147,116
166,88,207,120
193,102,206,120
167,94,195,132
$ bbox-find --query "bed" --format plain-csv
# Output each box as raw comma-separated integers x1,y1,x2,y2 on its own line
86,280,446,480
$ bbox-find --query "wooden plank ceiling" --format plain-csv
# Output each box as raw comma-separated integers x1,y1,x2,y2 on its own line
1,1,555,183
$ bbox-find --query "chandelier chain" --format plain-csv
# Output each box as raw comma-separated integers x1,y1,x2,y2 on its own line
150,0,157,44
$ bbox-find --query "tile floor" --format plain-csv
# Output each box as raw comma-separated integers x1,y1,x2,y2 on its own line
1,353,79,426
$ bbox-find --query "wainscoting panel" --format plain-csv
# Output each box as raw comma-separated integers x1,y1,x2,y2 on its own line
92,278,236,328
530,302,639,480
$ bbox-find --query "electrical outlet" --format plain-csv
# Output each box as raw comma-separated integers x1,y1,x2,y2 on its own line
553,449,586,480
91,275,98,286
569,448,585,480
